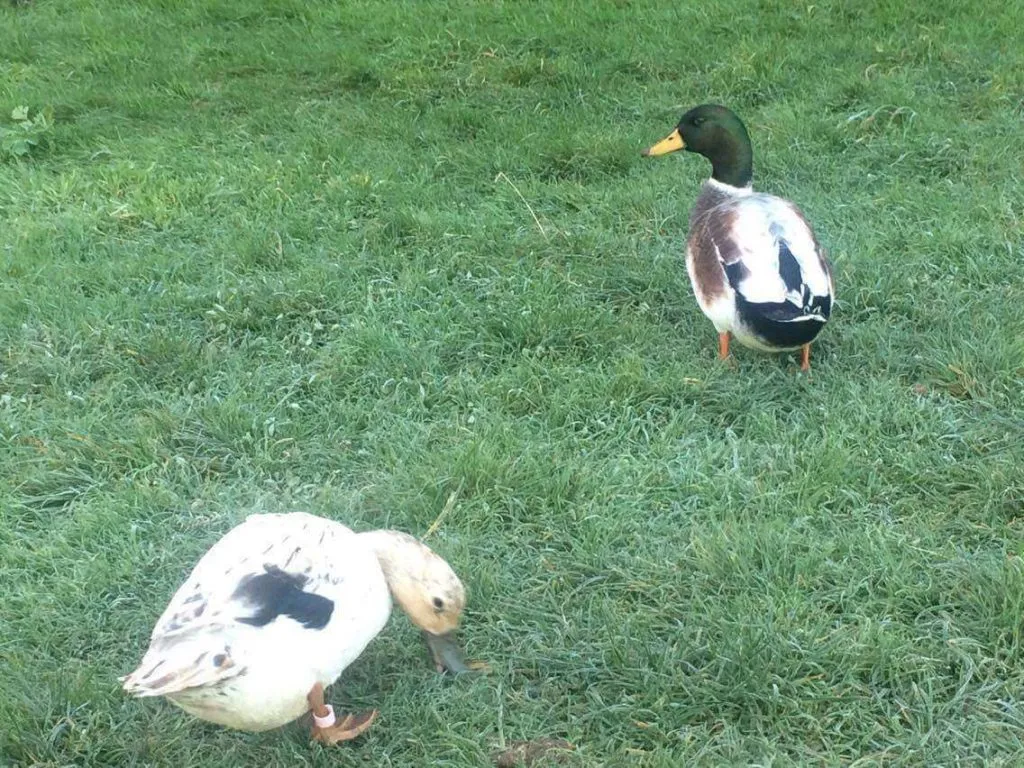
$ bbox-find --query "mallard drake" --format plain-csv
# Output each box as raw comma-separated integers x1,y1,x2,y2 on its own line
121,512,472,744
643,104,834,371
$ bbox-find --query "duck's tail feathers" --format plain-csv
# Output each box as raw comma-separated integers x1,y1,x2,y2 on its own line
120,638,242,698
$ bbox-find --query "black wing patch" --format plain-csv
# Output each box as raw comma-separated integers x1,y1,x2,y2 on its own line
722,259,749,290
723,238,808,301
776,241,803,294
233,564,334,630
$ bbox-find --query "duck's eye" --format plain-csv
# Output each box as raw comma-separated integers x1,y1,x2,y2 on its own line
692,117,706,126
432,597,445,611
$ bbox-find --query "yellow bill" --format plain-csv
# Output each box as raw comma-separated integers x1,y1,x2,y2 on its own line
642,128,685,157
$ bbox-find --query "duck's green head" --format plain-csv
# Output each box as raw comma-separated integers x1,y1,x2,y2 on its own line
642,104,753,188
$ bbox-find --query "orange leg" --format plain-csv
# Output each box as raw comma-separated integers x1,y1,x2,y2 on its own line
307,682,377,745
718,332,730,360
800,343,811,372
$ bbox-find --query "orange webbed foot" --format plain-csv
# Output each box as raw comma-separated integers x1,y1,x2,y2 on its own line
307,682,378,745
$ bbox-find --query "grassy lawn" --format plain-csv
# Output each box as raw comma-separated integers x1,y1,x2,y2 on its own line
2,0,1023,764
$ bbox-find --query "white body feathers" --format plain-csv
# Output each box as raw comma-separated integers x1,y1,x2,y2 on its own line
121,513,391,731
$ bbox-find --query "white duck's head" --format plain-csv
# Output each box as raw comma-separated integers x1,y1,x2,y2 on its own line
359,530,470,672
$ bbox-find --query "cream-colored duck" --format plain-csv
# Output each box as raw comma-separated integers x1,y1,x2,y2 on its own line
644,104,834,371
121,512,471,744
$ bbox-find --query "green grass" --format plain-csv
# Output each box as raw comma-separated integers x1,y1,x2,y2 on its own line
2,0,1023,764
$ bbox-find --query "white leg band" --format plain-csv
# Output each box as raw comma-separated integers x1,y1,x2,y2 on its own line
313,704,336,728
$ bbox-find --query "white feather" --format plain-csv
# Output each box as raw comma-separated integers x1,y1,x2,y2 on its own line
727,194,829,306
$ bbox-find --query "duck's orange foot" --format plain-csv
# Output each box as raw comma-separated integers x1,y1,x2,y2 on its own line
800,343,811,372
718,332,730,361
312,708,378,745
307,681,377,745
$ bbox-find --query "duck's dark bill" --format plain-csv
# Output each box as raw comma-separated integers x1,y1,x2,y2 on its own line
422,630,473,674
643,128,685,157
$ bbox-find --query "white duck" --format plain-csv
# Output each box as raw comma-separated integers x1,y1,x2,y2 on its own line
121,512,471,744
643,104,834,371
